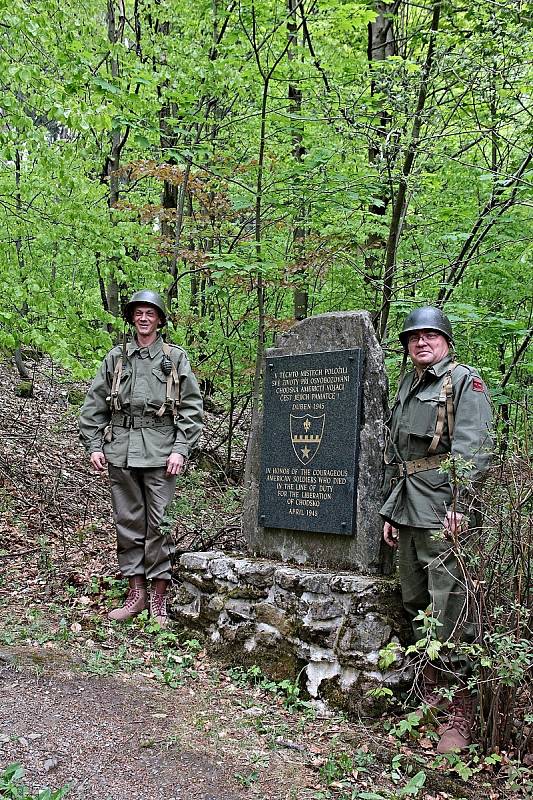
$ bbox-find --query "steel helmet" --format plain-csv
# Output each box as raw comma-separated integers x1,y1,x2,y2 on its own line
123,290,167,326
399,306,453,347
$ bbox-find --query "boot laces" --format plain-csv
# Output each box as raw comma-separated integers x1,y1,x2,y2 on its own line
151,592,167,617
442,701,471,735
125,588,143,608
419,674,448,708
423,688,447,707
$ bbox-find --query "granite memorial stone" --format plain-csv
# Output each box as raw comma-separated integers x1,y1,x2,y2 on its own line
243,311,391,573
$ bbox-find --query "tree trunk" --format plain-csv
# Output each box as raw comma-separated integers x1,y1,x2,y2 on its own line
378,1,441,341
104,0,127,320
13,149,33,392
288,0,308,321
365,2,398,313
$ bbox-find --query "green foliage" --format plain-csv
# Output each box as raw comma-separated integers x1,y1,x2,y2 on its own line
226,664,312,712
149,637,201,688
319,750,375,785
233,770,259,788
0,0,529,430
313,747,430,800
82,643,144,676
0,763,69,800
0,608,71,647
366,686,394,701
378,641,401,670
388,713,422,741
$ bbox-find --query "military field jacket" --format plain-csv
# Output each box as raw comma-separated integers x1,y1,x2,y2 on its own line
380,354,492,528
79,336,203,468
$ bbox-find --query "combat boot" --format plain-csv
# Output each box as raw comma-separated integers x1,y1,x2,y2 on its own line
436,689,474,753
150,578,170,627
108,576,148,622
413,663,450,721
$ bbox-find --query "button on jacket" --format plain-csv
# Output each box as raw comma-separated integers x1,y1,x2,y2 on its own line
79,336,203,467
380,354,492,528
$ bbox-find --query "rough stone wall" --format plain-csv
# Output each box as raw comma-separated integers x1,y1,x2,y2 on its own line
243,311,392,573
172,552,409,714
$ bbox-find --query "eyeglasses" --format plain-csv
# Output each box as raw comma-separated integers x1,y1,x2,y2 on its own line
407,331,442,344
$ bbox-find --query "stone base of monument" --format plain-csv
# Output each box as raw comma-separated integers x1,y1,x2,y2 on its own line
171,551,411,714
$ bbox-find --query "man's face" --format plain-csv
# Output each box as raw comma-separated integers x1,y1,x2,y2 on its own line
407,329,450,370
132,304,161,339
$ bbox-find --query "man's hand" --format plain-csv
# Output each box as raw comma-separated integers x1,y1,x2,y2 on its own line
166,453,185,476
90,451,107,472
383,521,399,548
443,510,465,538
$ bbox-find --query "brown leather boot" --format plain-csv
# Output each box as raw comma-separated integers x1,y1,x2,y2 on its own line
414,663,450,721
108,576,148,622
437,689,474,753
150,578,170,627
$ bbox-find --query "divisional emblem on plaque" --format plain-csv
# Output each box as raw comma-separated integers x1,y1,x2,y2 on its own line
290,414,325,465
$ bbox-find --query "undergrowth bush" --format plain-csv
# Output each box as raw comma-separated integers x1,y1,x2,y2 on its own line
392,447,532,762
0,763,69,800
464,448,532,757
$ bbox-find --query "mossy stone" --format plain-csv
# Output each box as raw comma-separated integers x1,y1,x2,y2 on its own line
15,381,33,398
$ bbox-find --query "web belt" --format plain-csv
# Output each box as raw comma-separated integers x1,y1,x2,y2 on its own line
393,453,449,479
111,413,175,429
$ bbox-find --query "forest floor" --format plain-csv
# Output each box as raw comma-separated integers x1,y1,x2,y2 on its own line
0,357,530,800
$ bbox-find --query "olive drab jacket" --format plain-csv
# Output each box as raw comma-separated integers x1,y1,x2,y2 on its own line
380,354,492,528
79,336,203,468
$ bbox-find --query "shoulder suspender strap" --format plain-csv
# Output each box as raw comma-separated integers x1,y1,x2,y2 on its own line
109,331,128,413
427,362,457,455
110,356,123,412
156,343,181,418
446,370,455,440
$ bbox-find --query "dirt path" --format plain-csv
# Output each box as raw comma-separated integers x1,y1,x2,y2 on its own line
0,647,318,799
1,361,529,800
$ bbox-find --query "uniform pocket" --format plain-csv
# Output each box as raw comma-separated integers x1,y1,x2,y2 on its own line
146,368,168,410
416,467,450,491
116,365,133,408
408,397,438,439
103,425,129,464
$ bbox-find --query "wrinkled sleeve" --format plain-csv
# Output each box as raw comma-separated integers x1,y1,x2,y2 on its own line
172,354,204,457
79,355,113,454
451,371,493,512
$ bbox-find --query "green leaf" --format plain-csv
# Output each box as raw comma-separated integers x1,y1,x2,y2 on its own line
93,75,121,95
398,770,427,796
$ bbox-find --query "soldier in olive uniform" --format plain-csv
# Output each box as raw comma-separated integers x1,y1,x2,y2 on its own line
79,291,203,626
381,307,492,753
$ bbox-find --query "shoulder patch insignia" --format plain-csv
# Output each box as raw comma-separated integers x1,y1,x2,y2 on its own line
472,378,484,392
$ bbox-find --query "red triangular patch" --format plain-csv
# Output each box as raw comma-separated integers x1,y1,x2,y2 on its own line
472,378,484,392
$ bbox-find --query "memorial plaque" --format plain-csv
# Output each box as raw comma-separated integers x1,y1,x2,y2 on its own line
258,349,363,535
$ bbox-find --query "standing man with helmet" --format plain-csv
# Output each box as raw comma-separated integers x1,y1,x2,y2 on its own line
381,307,492,753
79,290,203,627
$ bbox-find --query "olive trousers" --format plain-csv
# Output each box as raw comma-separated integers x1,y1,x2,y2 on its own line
108,465,177,581
398,525,475,678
